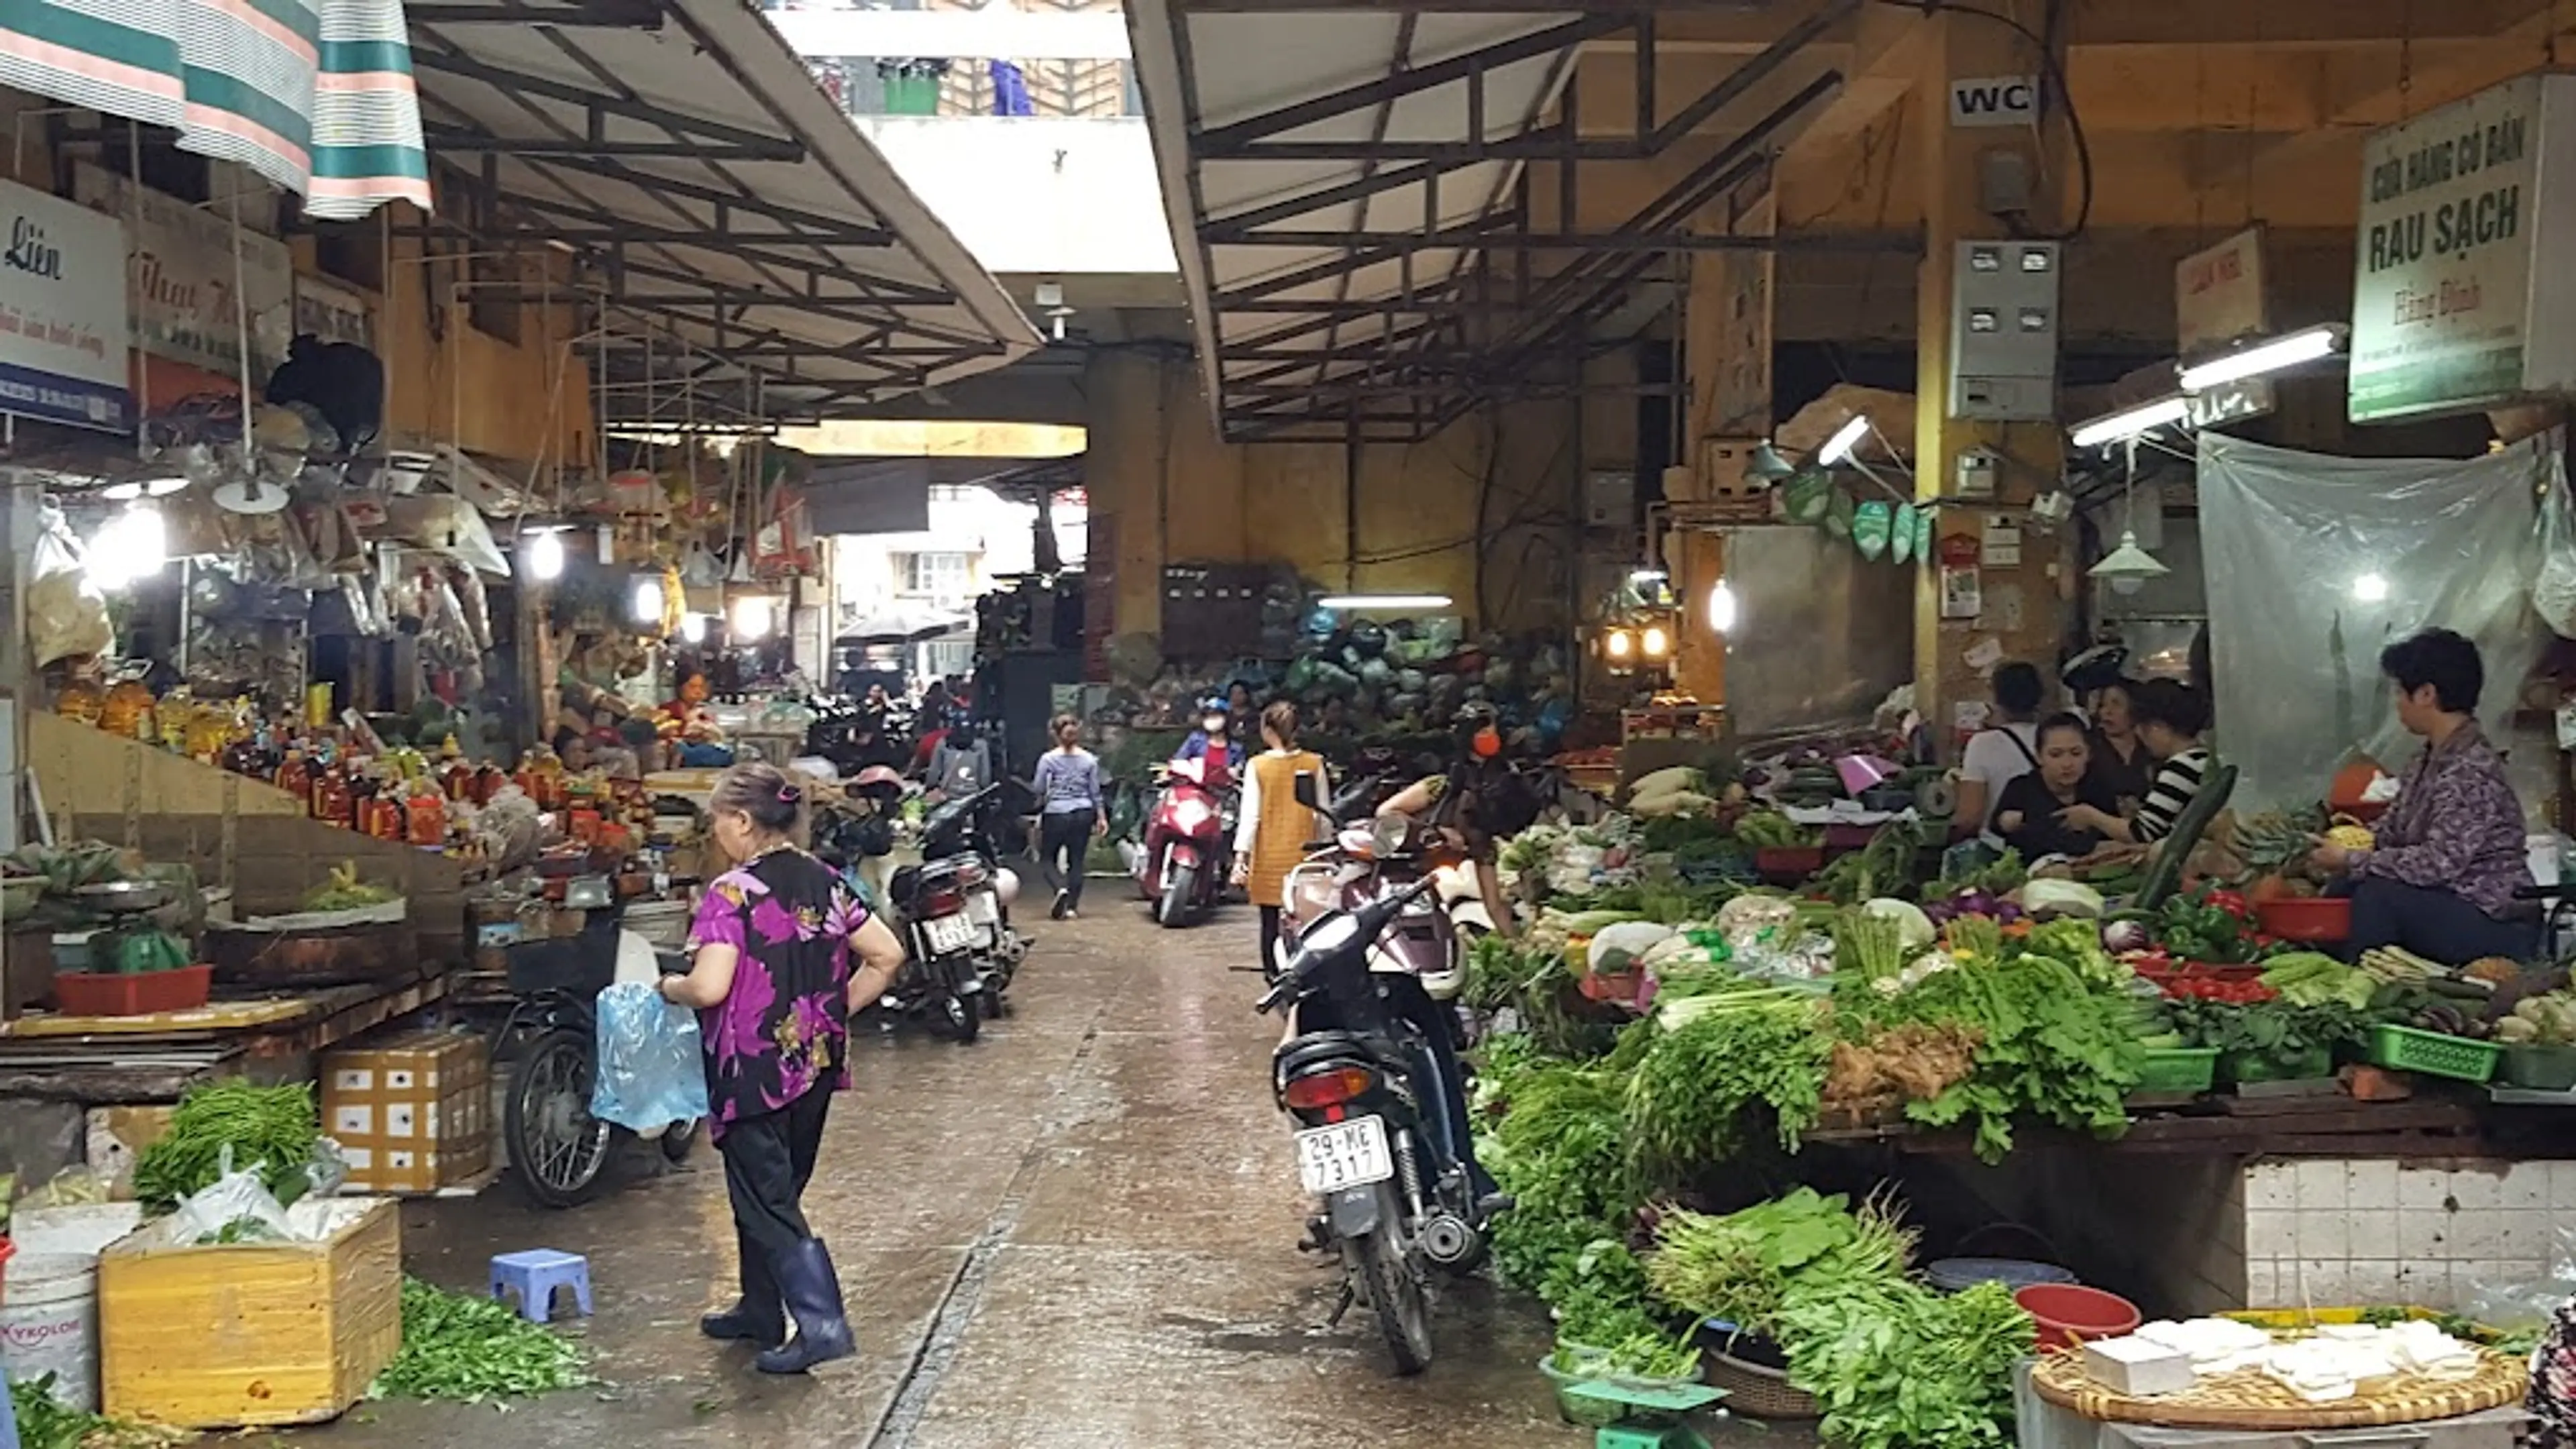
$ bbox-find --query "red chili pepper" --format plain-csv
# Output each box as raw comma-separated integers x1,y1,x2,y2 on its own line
2208,890,2251,919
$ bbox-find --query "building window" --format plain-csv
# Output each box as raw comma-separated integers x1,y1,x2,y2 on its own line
919,639,973,679
898,551,970,602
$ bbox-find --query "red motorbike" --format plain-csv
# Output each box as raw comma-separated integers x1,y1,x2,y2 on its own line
1136,754,1234,927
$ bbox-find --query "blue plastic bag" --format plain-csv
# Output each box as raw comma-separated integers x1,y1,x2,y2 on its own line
590,982,710,1133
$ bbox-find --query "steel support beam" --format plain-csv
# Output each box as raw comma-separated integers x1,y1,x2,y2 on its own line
422,125,800,163
410,46,794,156
1216,227,1910,252
1192,15,1622,154
407,0,662,25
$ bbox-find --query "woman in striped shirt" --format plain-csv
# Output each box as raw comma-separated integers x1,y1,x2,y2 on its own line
2056,678,2212,846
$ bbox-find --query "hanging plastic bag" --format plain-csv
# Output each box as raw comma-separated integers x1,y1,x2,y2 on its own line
28,500,111,667
590,981,710,1134
2534,478,2576,638
173,1148,298,1245
1852,500,1892,561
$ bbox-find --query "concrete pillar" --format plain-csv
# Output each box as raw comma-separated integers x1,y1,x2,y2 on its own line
1911,2,2070,735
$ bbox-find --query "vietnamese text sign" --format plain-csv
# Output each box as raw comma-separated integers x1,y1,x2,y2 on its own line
2349,73,2576,423
72,163,293,385
0,179,132,431
2176,226,2269,355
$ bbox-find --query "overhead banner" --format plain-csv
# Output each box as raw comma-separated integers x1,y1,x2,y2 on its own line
2349,72,2576,423
0,178,133,431
72,162,295,386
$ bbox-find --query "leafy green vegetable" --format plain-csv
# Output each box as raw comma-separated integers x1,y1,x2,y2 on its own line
1645,1189,1912,1336
7,1377,175,1449
372,1276,592,1401
131,1080,321,1213
1854,953,2140,1162
1774,1277,2032,1449
1625,991,1829,1169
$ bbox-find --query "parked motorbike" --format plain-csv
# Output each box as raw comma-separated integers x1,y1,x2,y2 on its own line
494,884,700,1208
871,784,1027,1040
805,696,912,774
1136,755,1234,927
918,782,1028,1008
1277,780,1490,985
1257,873,1491,1376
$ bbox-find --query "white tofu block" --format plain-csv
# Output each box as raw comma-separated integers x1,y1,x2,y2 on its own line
2084,1336,2198,1397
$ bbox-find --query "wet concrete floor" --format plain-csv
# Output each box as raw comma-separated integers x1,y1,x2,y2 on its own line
273,899,1606,1448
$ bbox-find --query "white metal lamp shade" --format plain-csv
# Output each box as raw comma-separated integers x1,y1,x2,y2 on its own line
2090,529,2169,596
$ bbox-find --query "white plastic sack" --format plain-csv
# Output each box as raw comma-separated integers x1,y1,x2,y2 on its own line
2537,478,2576,638
28,501,110,667
2196,430,2563,811
590,981,710,1134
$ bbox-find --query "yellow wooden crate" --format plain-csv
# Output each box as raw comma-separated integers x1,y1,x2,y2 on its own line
99,1197,402,1429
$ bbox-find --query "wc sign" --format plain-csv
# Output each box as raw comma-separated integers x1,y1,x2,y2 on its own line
1949,75,2040,127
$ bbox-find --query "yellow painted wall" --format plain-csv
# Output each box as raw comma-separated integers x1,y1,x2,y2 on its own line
1082,350,1580,641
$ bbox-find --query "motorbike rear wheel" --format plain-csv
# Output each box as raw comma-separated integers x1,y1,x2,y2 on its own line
506,1028,620,1208
924,982,982,1043
1354,1216,1434,1376
1157,863,1197,927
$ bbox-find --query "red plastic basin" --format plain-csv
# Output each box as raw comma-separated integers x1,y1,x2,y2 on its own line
2015,1283,2141,1349
2257,897,2352,945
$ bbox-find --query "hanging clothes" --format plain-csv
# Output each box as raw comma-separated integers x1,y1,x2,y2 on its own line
989,60,1034,117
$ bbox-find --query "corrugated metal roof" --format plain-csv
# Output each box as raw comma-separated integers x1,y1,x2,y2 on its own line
405,0,1040,425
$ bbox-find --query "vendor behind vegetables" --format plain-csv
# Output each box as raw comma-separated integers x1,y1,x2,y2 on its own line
1375,702,1536,938
1992,713,2123,863
2052,678,2212,848
2306,629,2535,965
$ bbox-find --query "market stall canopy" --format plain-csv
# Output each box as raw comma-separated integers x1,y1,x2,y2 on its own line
0,0,431,219
1127,0,1852,443
837,609,971,647
402,0,1040,426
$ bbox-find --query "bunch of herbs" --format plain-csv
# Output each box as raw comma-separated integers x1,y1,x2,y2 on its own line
1623,993,1829,1171
372,1276,592,1401
1854,951,2140,1162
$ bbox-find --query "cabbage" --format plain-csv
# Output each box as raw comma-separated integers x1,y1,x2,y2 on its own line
1589,921,1677,973
2017,879,2106,919
1860,897,1937,951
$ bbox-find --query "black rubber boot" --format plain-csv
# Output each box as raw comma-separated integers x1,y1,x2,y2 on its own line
755,1238,857,1375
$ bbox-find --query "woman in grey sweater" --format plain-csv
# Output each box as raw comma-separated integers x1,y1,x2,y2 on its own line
1029,714,1106,918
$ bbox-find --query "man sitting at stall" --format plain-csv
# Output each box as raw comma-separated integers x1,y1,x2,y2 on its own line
1993,714,2123,863
2056,678,2212,848
2310,628,2536,964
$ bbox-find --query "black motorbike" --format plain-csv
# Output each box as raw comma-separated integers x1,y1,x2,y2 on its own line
1257,873,1491,1376
805,697,912,774
495,891,700,1208
868,784,1029,1041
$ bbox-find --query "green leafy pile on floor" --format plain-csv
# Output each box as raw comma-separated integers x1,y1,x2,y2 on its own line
7,1377,184,1449
370,1276,592,1401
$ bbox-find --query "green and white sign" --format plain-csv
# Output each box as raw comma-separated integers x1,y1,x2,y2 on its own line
2350,73,2576,423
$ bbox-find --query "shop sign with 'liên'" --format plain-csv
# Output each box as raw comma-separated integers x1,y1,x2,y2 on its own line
0,178,131,431
72,162,293,385
2349,73,2576,423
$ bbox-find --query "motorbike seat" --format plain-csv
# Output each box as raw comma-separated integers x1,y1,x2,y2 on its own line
1277,1030,1375,1077
889,865,922,900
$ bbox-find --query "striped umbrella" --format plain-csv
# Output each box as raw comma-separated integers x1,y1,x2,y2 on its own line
0,0,431,221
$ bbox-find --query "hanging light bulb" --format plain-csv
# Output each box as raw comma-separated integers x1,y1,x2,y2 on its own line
1605,629,1634,661
524,527,566,582
2351,573,2390,603
88,504,168,592
680,612,708,643
631,576,665,625
1641,625,1671,659
1707,580,1739,633
732,594,773,641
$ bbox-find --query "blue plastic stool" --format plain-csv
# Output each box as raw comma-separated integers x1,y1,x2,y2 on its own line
490,1249,594,1323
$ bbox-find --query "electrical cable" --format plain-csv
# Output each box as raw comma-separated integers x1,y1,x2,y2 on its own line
1870,0,2094,242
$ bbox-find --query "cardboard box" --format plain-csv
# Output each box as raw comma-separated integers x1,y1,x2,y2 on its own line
100,1197,400,1428
85,1105,178,1197
321,1029,490,1194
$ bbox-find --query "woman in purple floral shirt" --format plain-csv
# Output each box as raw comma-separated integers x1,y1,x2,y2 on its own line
657,763,906,1374
2312,629,2536,965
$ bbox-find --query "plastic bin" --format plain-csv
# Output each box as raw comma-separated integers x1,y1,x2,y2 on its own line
50,966,211,1018
2131,1047,2220,1095
2015,1283,2141,1349
1925,1258,2077,1294
3,1252,101,1411
2367,1023,2504,1083
2255,896,2352,943
2502,1043,2576,1091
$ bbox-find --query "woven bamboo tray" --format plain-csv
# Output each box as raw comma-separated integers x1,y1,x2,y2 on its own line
2027,1348,2528,1430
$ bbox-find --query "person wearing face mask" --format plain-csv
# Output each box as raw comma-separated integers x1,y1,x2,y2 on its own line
657,763,908,1374
1173,696,1244,788
1992,714,2123,862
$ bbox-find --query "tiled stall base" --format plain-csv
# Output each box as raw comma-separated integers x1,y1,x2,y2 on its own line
2240,1157,2576,1312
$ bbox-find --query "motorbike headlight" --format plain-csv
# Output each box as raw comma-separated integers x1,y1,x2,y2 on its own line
1287,866,1340,922
1175,800,1213,833
1371,814,1410,857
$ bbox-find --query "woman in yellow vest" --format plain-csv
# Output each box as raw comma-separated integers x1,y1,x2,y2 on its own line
1232,701,1330,977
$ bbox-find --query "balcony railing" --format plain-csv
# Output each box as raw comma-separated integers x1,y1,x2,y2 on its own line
805,56,1138,117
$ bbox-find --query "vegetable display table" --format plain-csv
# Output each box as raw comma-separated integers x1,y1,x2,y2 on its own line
2026,1348,2527,1432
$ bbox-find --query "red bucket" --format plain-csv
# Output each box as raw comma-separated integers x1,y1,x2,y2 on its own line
2015,1283,2140,1349
2256,897,2352,945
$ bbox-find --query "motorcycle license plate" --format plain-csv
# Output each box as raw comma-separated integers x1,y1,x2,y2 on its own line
923,912,977,955
1294,1116,1393,1195
967,892,999,926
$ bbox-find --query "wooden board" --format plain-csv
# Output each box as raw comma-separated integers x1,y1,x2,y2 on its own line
1,996,313,1036
0,976,447,1061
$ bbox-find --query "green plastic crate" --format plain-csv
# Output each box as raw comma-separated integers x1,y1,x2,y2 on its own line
2367,1024,2503,1083
2132,1047,2220,1095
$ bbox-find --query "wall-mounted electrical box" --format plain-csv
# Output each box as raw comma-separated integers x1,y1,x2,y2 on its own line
1949,239,2061,421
